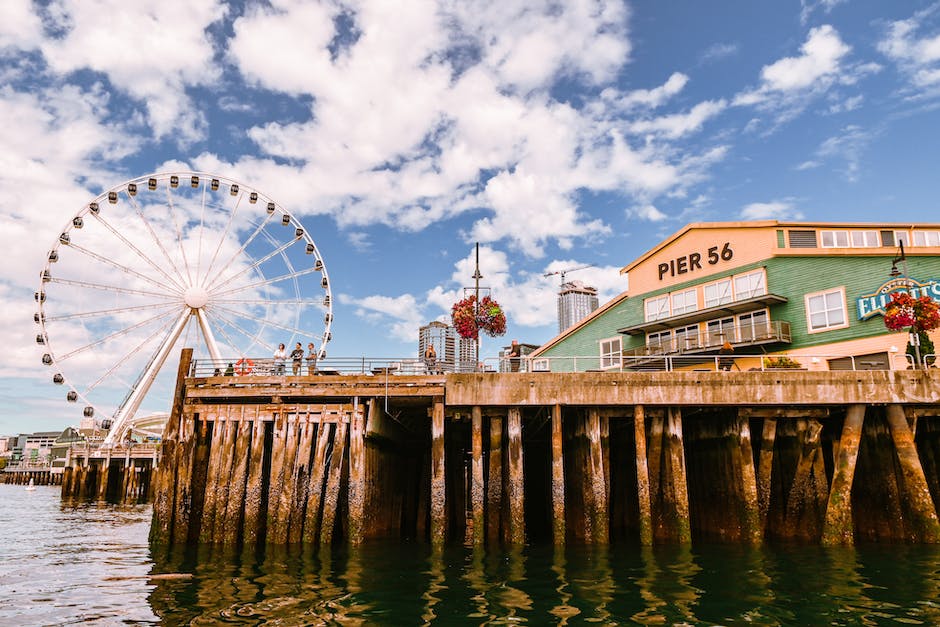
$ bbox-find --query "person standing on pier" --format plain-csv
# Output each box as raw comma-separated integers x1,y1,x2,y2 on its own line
306,341,318,375
718,342,735,371
424,343,437,374
290,342,305,375
507,340,521,372
273,343,287,375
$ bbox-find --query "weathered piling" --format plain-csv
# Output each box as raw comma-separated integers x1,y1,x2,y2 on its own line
149,366,940,548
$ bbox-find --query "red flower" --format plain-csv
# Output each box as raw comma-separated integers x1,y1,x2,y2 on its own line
884,292,940,332
451,295,507,340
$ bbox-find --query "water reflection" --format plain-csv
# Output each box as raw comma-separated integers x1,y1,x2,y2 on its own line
144,542,940,625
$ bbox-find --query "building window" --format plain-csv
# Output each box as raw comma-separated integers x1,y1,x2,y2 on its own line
646,330,672,352
913,230,940,247
671,289,697,315
788,230,818,248
705,317,735,346
645,295,670,321
599,337,622,369
733,270,766,300
895,231,910,246
805,288,847,332
738,309,769,342
704,279,733,308
820,230,849,248
850,230,879,247
675,324,700,351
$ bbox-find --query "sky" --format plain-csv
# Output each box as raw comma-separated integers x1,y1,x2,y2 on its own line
3,0,940,434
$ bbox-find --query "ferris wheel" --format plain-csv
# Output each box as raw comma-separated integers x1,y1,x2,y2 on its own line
34,171,333,444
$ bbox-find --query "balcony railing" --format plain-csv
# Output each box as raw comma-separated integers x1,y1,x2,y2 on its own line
625,320,791,360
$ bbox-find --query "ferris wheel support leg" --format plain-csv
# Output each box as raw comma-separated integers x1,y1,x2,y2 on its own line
103,309,193,446
195,307,223,363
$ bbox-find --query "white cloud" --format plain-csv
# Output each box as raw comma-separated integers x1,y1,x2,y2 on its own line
0,0,44,51
340,293,425,343
800,0,847,25
740,201,804,220
878,6,940,92
607,72,689,110
628,99,728,139
700,42,738,64
628,204,668,222
39,0,226,142
805,124,873,182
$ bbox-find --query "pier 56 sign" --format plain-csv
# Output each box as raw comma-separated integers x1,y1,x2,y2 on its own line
856,277,940,320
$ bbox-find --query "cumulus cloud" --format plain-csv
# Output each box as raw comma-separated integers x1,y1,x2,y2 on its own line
740,201,805,221
628,204,669,222
38,0,226,143
878,5,940,93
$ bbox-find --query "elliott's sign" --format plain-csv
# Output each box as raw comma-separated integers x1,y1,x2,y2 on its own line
856,277,940,320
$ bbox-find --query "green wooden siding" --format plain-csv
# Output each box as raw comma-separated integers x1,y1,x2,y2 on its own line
540,254,940,368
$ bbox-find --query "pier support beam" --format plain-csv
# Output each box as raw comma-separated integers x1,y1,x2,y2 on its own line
551,404,566,545
649,407,691,544
506,407,525,545
471,406,485,545
586,408,609,543
348,399,366,545
756,418,777,533
486,415,503,544
886,405,940,542
822,404,865,545
735,411,762,544
430,399,446,548
634,404,653,546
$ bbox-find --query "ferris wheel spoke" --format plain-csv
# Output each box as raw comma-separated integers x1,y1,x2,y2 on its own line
88,212,187,293
47,276,182,301
125,191,190,292
212,266,323,299
55,307,184,361
208,310,267,356
44,301,178,323
200,190,244,290
206,234,300,294
63,241,183,297
213,297,328,307
204,211,278,292
211,303,324,341
78,312,182,397
164,184,195,286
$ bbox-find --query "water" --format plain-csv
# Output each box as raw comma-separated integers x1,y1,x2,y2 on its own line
4,484,940,625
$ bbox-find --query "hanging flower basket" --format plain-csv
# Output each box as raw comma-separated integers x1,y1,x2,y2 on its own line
883,292,940,332
452,295,507,340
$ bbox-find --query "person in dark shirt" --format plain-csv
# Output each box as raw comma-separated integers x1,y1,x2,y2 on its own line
290,342,305,375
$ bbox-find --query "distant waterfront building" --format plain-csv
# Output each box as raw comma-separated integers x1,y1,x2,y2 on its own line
418,321,476,372
558,281,599,332
532,220,940,372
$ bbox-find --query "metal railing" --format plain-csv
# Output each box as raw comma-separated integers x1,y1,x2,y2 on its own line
628,320,792,359
191,357,479,378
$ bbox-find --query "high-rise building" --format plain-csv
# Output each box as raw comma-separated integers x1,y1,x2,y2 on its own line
558,280,599,332
418,321,477,372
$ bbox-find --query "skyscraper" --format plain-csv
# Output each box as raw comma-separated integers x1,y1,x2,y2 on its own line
557,280,599,332
418,321,476,372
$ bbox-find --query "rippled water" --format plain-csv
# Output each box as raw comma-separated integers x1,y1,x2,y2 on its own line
4,484,940,625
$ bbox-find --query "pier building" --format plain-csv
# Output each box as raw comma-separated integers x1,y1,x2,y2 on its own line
530,221,940,372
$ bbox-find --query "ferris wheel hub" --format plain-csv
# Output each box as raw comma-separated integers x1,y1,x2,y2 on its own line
184,286,210,309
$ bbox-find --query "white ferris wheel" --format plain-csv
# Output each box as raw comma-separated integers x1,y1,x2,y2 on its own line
34,171,333,444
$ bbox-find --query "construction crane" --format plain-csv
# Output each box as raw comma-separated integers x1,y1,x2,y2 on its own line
543,264,594,288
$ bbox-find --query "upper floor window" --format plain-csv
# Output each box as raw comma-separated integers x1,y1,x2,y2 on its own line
820,230,849,248
671,289,697,315
704,279,733,308
895,231,910,246
913,230,940,247
599,337,622,369
733,270,766,300
850,230,879,247
644,295,669,322
646,330,672,350
805,287,847,332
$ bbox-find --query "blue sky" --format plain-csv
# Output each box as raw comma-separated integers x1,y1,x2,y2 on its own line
3,0,940,434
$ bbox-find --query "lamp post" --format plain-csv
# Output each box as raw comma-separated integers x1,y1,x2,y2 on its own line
472,243,482,371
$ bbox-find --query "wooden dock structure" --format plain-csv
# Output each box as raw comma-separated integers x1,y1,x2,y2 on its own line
150,349,940,546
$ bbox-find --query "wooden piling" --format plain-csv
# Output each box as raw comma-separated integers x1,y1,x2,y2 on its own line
242,410,268,546
302,421,332,544
222,414,253,545
320,419,348,545
886,404,940,542
756,418,777,533
822,404,865,545
506,407,525,545
586,408,609,543
663,407,691,544
634,404,653,546
471,406,485,546
430,399,446,548
348,399,366,545
487,415,503,544
551,404,566,545
287,413,315,544
734,411,762,544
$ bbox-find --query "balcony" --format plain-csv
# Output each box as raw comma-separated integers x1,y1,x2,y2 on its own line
623,319,792,363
